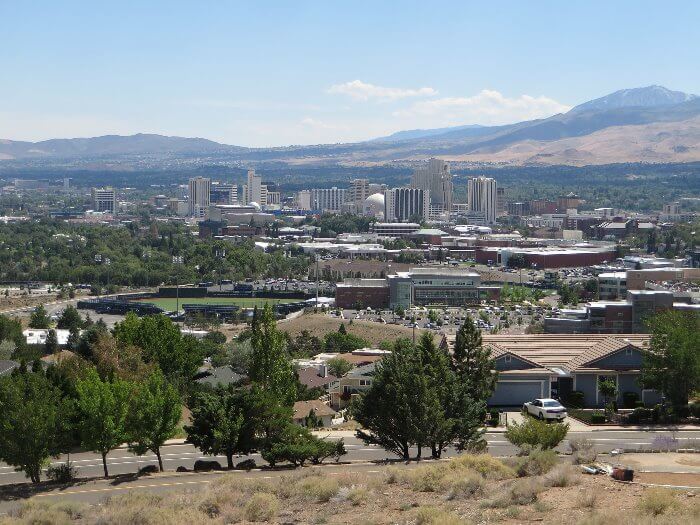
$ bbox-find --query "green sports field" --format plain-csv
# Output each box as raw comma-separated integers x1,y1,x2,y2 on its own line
138,297,300,312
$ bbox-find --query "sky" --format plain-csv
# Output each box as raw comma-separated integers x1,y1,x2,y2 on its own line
1,1,699,147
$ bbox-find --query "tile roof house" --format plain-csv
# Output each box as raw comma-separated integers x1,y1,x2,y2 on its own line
441,334,661,408
329,362,376,410
296,365,338,391
293,400,337,428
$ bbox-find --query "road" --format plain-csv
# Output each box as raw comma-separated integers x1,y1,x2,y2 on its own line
2,429,699,511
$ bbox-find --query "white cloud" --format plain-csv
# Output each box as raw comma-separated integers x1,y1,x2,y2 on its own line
299,117,339,130
327,80,437,101
393,89,571,125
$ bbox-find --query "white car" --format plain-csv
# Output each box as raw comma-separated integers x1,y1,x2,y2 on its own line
523,398,567,421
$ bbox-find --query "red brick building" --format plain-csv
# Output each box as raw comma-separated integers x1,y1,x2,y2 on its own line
335,279,389,309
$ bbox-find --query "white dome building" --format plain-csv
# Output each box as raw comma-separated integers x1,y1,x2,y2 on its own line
363,193,385,219
248,201,262,212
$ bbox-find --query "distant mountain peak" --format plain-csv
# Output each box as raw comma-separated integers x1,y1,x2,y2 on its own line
570,85,697,113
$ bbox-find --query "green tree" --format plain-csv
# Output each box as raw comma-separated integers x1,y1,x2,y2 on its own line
0,370,70,482
248,305,296,407
641,310,700,412
29,304,50,329
57,305,83,331
327,357,353,378
185,385,245,469
452,318,497,401
125,371,182,471
598,378,618,417
75,369,132,477
45,328,59,354
114,313,203,383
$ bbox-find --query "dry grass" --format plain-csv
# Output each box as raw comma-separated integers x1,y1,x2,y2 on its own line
243,492,280,522
1,454,686,525
638,488,679,516
278,312,423,343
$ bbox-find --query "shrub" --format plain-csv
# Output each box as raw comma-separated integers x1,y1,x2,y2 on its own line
569,438,598,464
504,417,569,450
46,462,78,483
514,448,558,477
543,463,579,487
627,407,653,424
589,411,607,424
689,402,700,419
385,466,401,484
638,488,678,516
298,476,340,502
449,453,515,479
487,478,545,508
407,465,447,492
488,408,501,426
622,391,640,409
244,492,280,522
576,490,598,509
566,390,585,408
346,487,369,506
445,471,485,500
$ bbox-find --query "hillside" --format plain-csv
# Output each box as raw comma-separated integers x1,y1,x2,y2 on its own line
3,86,700,167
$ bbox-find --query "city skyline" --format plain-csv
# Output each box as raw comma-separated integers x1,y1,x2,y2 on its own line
2,2,699,147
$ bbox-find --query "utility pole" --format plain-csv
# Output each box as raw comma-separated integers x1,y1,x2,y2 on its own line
172,255,183,317
315,254,320,311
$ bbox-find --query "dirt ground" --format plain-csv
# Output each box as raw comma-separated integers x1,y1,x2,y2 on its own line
277,312,425,344
635,471,700,487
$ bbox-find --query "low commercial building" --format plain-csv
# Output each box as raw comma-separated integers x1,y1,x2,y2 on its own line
335,279,389,309
598,272,627,300
370,222,421,238
475,246,617,269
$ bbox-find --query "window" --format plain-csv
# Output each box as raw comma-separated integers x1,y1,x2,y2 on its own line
343,386,351,393
359,379,371,386
504,355,512,363
625,347,633,356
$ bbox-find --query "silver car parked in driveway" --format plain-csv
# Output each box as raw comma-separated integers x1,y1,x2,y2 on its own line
523,398,568,421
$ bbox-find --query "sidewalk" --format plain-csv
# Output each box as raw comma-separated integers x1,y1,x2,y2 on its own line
486,411,700,432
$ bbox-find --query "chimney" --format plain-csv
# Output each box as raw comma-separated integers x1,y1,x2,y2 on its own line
318,364,328,378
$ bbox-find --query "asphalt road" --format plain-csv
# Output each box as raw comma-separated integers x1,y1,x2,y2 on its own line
2,429,699,512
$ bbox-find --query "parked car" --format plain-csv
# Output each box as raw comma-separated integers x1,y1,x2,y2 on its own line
523,398,567,421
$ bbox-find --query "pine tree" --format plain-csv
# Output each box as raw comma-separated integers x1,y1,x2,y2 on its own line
29,305,50,329
45,329,59,354
452,318,497,401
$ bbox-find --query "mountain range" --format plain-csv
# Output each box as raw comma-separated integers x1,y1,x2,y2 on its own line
2,85,699,166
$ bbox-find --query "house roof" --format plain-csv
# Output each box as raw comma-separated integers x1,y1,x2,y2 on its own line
0,360,19,376
293,400,337,420
442,334,649,374
296,366,338,389
195,366,246,387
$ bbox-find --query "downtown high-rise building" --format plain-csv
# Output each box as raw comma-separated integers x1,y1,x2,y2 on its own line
384,187,430,222
310,187,347,212
411,158,453,213
188,177,211,217
210,182,238,205
243,169,264,205
466,176,498,224
91,187,117,214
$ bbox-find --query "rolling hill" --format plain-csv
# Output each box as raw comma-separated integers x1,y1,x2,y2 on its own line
2,86,699,166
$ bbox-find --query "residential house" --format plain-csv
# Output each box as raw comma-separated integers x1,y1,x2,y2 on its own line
329,362,376,410
441,334,661,408
293,400,337,428
195,366,246,388
296,364,338,393
23,328,71,346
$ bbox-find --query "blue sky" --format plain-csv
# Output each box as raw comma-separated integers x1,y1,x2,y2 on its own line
1,1,698,146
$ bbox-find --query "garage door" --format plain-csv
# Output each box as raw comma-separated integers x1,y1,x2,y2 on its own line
488,381,543,407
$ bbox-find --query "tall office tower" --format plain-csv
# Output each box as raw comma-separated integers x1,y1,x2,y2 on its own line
297,190,312,210
91,187,117,214
411,158,453,213
467,176,498,224
350,179,370,206
188,177,211,217
243,169,263,205
496,187,505,216
266,191,281,206
384,187,430,222
310,187,347,213
210,183,237,205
